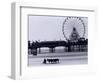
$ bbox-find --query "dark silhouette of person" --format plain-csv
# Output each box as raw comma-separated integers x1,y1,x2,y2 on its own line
43,59,46,64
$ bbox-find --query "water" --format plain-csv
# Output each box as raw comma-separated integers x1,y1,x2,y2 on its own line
28,51,88,66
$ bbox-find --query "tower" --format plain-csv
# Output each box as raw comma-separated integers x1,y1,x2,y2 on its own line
69,27,80,41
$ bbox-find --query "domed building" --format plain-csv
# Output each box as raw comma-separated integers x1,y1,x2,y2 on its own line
69,27,80,42
68,27,88,52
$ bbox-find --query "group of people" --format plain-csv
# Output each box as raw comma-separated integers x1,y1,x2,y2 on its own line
43,58,59,64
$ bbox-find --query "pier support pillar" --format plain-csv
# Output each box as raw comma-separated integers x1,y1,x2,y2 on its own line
38,48,41,54
49,48,55,53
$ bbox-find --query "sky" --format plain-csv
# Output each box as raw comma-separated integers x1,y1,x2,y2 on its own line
28,15,88,42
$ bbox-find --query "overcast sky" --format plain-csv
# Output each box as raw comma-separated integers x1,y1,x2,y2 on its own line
28,15,87,42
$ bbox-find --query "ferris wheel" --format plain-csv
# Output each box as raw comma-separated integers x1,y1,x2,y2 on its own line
62,16,86,40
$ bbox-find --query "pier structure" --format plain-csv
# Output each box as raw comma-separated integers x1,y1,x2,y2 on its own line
28,27,88,55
